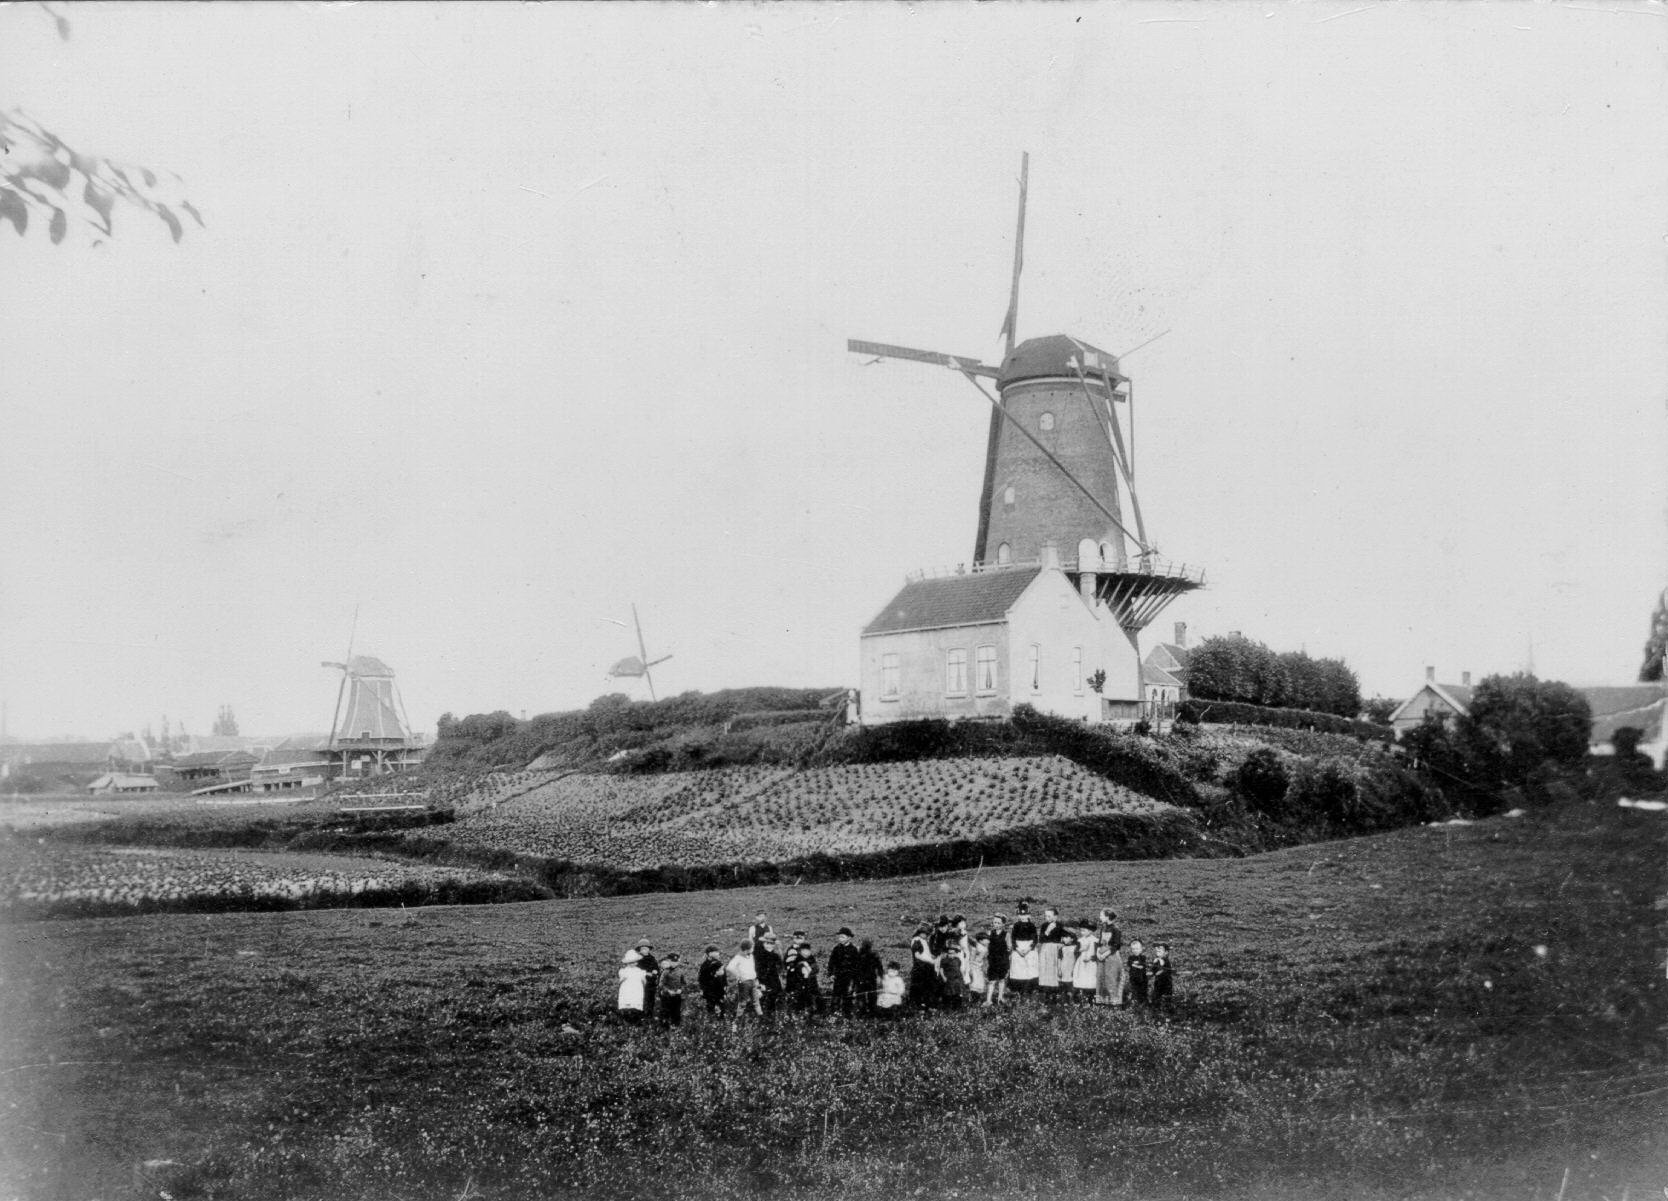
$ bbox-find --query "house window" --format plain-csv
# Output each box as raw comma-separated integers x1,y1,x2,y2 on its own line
1027,644,1041,692
945,649,968,696
996,542,1011,565
1003,485,1015,506
975,645,997,694
881,653,900,700
1039,411,1055,431
1072,647,1083,694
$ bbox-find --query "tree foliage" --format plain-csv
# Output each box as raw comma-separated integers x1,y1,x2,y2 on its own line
212,705,239,737
1464,673,1592,783
1641,588,1667,683
1186,634,1362,717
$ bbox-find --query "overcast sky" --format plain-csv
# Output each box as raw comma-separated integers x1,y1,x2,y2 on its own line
2,1,1663,740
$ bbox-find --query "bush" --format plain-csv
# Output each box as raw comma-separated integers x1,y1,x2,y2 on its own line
1288,758,1359,823
1233,747,1290,815
1177,698,1391,742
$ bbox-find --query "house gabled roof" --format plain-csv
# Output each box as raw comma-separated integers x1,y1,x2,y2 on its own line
1146,643,1192,674
1581,685,1666,746
1388,681,1473,725
862,568,1042,637
1143,664,1183,689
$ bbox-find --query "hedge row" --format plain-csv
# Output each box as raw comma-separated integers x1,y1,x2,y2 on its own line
1178,699,1392,743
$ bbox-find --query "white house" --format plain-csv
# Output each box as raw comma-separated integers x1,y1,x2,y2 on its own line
1389,667,1475,734
858,550,1143,726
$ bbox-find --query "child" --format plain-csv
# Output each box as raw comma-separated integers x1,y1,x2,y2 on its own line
1057,921,1079,1003
788,939,821,1014
984,915,1010,1006
618,949,647,1025
857,938,884,1016
828,927,861,1018
939,940,966,1009
1148,943,1174,1010
967,932,989,1000
658,952,686,1027
1126,939,1149,1007
754,934,786,1017
1037,907,1065,1003
697,944,727,1017
725,940,760,1019
1072,924,1099,1003
909,924,940,1010
1008,935,1039,997
877,962,905,1015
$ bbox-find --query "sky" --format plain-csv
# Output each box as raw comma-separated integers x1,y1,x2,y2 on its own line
1,1,1664,741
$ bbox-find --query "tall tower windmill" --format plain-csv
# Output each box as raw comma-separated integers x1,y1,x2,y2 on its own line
847,153,1202,644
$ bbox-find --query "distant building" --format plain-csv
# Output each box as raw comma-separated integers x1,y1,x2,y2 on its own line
858,549,1144,726
166,749,260,785
1142,621,1193,716
87,772,160,795
1388,667,1474,734
1580,684,1666,769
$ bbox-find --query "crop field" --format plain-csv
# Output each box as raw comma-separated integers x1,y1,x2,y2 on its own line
2,801,1660,1200
438,757,1173,869
0,842,543,921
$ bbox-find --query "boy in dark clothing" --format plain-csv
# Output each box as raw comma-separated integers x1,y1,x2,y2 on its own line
939,942,966,1009
754,934,785,1017
657,952,686,1026
856,938,884,1016
635,941,660,1021
1125,939,1149,1006
828,928,862,1018
1148,943,1174,1010
788,939,821,1014
697,944,727,1017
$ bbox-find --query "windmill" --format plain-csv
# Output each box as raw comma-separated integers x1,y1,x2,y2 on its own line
846,152,1202,640
321,611,420,775
605,604,673,702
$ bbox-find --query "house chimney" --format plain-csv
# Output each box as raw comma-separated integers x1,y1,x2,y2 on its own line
1174,621,1187,648
1461,672,1470,687
1040,542,1061,571
1426,665,1435,683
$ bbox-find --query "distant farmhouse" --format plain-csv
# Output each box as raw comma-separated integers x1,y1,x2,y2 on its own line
1388,667,1475,734
1,739,152,791
1141,622,1193,716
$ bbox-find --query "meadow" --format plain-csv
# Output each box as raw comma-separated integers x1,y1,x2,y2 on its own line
1,799,1661,1201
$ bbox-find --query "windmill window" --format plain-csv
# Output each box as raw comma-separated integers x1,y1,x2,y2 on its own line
1039,411,1055,431
881,653,900,700
945,649,968,697
975,645,998,694
1003,485,1015,507
996,542,1011,565
1027,644,1041,692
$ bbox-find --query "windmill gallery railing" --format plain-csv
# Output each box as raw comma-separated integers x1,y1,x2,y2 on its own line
904,556,1205,586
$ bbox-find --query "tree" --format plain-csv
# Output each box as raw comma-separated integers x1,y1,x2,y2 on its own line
1464,673,1592,784
2,7,203,244
212,705,238,737
1641,588,1667,683
1362,696,1400,725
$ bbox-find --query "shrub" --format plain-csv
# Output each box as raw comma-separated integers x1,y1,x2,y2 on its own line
1177,699,1391,742
1288,758,1358,823
1233,747,1290,816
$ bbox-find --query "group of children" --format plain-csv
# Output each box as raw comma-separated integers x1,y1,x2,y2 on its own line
615,902,1174,1026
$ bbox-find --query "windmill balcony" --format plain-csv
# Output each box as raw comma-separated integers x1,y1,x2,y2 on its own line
905,555,1205,586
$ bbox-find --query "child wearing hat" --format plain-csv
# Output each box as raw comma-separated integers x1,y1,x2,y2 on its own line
658,952,687,1027
618,949,647,1025
698,944,727,1017
828,927,861,1018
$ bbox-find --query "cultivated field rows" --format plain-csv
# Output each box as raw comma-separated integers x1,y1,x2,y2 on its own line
440,756,1174,868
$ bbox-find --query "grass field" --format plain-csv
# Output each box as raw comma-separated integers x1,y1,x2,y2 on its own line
1,799,1662,1201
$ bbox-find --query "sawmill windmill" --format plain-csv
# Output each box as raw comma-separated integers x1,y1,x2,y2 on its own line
846,152,1202,640
605,604,673,702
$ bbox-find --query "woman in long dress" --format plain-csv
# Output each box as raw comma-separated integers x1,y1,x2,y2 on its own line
1095,915,1126,1006
1072,923,1100,1003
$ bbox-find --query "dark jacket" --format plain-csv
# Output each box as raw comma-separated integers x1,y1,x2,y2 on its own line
754,948,785,993
828,942,861,982
697,958,727,1000
1010,917,1038,944
1038,920,1064,944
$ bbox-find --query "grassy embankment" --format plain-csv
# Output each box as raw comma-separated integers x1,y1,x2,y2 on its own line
1,800,1662,1200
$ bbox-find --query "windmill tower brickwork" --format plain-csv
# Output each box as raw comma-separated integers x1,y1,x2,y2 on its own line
848,155,1202,726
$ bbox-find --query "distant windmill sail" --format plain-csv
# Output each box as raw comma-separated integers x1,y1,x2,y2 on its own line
605,605,672,701
607,655,649,679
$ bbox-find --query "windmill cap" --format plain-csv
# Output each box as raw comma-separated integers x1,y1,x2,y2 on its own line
998,335,1122,390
